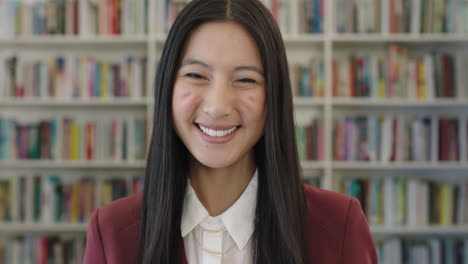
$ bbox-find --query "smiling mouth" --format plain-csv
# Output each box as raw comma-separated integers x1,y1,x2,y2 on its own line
195,123,241,137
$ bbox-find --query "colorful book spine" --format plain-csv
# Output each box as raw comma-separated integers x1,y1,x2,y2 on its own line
333,115,467,163
0,54,147,100
0,174,143,224
342,177,468,227
0,115,148,162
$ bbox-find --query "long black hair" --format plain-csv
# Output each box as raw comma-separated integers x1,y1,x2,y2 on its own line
138,0,307,263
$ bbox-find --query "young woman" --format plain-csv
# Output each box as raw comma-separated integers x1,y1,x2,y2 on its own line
83,0,378,263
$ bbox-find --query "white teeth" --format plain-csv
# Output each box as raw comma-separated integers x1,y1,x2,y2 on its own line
198,124,238,137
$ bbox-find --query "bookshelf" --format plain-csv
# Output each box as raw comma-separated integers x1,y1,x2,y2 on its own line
1,0,468,262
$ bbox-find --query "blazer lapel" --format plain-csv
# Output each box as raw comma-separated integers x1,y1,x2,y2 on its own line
180,238,188,264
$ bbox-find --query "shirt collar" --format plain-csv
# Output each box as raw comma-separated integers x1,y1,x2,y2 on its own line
180,169,258,250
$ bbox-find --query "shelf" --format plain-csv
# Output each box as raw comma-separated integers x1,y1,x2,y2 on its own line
301,161,326,170
332,98,468,107
332,33,468,43
0,223,87,234
0,98,149,107
371,226,468,236
0,35,150,45
332,161,468,171
0,160,146,169
155,34,326,44
293,97,325,107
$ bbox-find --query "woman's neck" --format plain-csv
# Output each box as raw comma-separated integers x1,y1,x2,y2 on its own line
189,152,256,216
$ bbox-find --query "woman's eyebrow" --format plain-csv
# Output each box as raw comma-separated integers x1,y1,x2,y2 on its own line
235,65,264,76
181,58,264,75
181,59,211,69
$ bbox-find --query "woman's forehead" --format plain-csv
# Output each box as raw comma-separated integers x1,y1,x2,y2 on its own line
180,22,263,70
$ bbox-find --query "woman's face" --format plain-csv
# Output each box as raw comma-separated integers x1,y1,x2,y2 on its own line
172,22,266,169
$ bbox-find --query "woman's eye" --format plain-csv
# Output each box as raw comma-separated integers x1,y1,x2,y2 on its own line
185,73,205,79
237,78,257,83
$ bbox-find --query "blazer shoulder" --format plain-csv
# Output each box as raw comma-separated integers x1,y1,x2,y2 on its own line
303,184,355,234
97,192,143,231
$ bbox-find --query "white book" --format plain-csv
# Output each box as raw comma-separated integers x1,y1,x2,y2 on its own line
128,116,136,161
429,239,442,264
122,0,128,34
367,114,378,162
459,117,467,162
411,118,422,161
381,0,389,34
407,60,417,99
25,176,34,223
380,115,393,163
395,115,406,161
115,119,123,161
39,60,49,98
419,181,429,225
9,176,19,221
424,54,436,100
407,179,418,226
411,0,422,34
65,55,74,99
456,183,465,224
384,177,395,226
340,58,349,97
0,53,4,98
133,58,142,98
455,55,466,98
41,176,53,223
431,115,439,162
370,55,379,98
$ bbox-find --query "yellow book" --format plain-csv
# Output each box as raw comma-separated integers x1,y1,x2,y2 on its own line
377,56,386,98
71,183,80,222
440,184,453,226
70,121,80,160
418,60,427,99
101,181,112,206
101,61,109,98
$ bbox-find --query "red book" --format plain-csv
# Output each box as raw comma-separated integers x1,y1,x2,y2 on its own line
390,0,396,33
348,57,356,97
39,238,48,264
332,60,339,97
73,0,79,34
439,118,449,161
390,117,397,162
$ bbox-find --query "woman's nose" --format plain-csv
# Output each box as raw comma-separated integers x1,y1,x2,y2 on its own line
202,79,233,119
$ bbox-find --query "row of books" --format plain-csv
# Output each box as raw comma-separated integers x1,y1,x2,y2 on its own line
0,235,85,264
289,60,325,97
377,238,468,264
0,0,150,37
333,115,468,162
295,120,325,161
336,0,468,34
342,177,468,226
0,174,143,223
0,115,148,161
332,46,468,99
164,0,322,34
0,0,79,37
85,0,148,35
0,54,147,99
298,0,323,33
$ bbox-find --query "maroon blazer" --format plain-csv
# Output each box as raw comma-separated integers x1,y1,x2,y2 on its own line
83,185,378,263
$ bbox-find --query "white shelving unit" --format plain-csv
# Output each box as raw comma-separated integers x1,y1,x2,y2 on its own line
1,0,467,242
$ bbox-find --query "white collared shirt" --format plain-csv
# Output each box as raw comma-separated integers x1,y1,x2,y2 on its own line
181,170,258,264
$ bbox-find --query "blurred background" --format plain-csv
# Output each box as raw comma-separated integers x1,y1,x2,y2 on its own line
0,0,467,263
